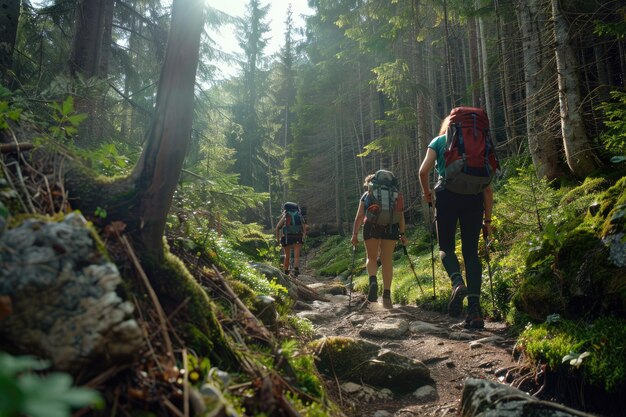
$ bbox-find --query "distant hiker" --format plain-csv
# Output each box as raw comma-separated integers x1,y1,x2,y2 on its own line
419,107,498,329
351,170,407,308
276,202,307,276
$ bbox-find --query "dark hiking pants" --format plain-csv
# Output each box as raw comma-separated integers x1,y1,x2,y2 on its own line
435,189,484,300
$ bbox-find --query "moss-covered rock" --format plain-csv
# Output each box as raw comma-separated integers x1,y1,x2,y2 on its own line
516,175,626,322
309,336,431,392
513,258,566,322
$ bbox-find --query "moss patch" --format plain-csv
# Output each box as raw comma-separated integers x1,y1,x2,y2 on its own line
517,317,626,392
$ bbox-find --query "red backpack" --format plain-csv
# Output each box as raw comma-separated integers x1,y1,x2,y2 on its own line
443,107,499,195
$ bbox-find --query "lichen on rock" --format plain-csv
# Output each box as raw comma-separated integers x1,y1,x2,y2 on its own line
0,212,142,373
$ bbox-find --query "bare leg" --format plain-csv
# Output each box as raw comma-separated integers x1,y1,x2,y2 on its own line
283,244,293,272
293,243,302,268
380,239,396,290
364,238,381,277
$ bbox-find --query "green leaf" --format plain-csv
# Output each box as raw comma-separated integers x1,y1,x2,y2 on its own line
61,96,75,116
0,353,49,375
68,114,87,126
610,155,626,164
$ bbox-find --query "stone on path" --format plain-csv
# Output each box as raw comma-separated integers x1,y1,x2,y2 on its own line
310,336,432,392
359,317,409,339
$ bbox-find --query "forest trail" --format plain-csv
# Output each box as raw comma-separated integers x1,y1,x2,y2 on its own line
293,253,523,417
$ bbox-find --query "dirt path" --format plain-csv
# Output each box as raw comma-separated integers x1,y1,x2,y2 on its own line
294,263,523,417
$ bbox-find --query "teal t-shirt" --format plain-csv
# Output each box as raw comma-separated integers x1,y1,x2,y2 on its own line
428,134,447,178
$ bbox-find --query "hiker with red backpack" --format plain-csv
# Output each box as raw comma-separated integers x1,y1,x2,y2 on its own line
351,170,407,308
419,107,498,329
275,202,307,276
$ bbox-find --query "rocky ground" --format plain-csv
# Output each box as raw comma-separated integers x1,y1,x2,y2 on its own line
291,267,529,417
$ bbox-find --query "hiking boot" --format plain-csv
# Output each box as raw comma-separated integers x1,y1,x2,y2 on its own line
367,279,378,302
464,304,485,329
294,267,300,277
382,290,392,309
448,283,467,317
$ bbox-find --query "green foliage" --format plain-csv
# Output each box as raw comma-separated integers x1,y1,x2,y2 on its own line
284,390,333,417
496,165,562,246
599,90,626,156
168,172,270,255
595,20,626,40
76,143,132,177
280,340,324,397
287,316,315,339
184,229,287,298
46,97,87,143
518,317,626,391
309,235,362,277
0,352,103,417
0,100,22,130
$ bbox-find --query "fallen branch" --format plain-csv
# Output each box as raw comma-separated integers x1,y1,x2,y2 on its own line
0,142,33,153
290,276,329,302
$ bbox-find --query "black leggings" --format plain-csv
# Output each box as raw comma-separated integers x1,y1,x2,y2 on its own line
435,189,484,299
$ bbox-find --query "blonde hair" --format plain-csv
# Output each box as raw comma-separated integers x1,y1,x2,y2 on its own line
363,174,375,188
438,114,451,136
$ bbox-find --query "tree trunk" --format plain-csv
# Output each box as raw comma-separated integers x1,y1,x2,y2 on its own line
551,0,600,177
468,13,480,107
69,0,113,77
0,0,20,84
443,0,455,108
515,0,562,180
68,0,115,146
494,0,515,152
477,3,494,127
129,0,204,262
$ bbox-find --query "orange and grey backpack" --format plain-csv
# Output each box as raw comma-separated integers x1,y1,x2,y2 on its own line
443,107,500,195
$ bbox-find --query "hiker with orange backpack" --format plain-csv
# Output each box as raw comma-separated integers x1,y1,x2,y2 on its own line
275,202,307,276
351,171,407,308
419,107,498,329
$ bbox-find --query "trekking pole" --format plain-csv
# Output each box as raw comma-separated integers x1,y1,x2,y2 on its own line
427,203,437,299
482,226,496,312
348,245,356,308
402,245,425,297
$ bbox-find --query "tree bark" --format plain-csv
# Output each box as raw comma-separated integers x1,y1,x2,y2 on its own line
551,0,600,177
494,0,515,152
0,0,20,84
477,3,494,127
69,0,114,77
468,12,480,107
129,0,204,262
515,0,562,180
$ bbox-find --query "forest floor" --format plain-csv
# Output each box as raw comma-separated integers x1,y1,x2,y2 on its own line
294,255,531,417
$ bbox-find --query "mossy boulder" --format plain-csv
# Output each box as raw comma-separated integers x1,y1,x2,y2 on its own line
513,257,566,322
515,176,626,322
